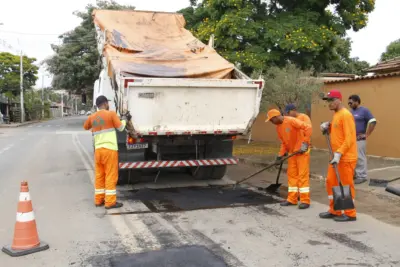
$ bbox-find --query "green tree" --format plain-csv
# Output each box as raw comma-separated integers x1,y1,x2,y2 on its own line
380,39,400,62
0,52,39,94
179,0,375,74
45,0,135,95
258,63,324,112
324,37,370,75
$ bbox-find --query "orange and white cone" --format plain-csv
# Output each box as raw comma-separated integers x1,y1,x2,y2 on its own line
2,181,49,257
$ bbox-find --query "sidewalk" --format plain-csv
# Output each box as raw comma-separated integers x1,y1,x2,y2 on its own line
233,140,400,198
0,120,41,128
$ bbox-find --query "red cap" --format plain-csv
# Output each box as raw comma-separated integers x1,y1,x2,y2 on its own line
322,90,342,101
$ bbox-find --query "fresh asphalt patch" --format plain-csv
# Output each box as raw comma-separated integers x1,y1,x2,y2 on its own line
109,185,279,215
110,245,228,267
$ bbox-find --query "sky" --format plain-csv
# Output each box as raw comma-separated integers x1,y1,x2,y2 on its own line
0,0,398,89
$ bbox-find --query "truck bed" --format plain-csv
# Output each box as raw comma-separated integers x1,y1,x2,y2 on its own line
122,78,263,136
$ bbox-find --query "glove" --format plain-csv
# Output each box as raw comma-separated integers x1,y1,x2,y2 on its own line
125,112,132,121
320,122,330,134
121,112,132,122
330,152,342,165
275,153,287,165
300,142,309,153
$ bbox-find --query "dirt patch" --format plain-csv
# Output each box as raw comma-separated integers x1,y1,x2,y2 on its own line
227,164,400,227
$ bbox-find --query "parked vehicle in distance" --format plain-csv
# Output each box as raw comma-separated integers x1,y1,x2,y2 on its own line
80,110,86,115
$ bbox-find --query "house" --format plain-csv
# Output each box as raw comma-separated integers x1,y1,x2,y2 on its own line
311,61,400,157
243,66,400,157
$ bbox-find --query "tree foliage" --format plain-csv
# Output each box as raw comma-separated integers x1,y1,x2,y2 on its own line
380,39,400,62
259,63,324,112
323,37,370,75
179,0,375,74
0,52,38,94
45,0,135,94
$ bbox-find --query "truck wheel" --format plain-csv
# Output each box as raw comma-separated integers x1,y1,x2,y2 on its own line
210,166,227,180
117,170,142,185
191,166,213,180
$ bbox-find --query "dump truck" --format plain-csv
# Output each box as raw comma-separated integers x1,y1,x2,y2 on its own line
92,9,264,184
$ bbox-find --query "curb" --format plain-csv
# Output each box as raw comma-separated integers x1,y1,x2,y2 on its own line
237,157,324,180
0,120,40,128
311,147,400,162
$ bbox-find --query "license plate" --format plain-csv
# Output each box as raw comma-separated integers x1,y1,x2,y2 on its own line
127,143,148,150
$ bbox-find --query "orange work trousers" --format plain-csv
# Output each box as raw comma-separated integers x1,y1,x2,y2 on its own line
94,148,119,207
326,161,357,217
286,153,310,204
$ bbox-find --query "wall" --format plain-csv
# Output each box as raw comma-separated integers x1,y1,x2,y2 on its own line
311,75,400,158
247,75,400,158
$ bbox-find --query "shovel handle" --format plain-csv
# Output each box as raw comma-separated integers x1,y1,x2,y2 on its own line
324,133,345,196
235,150,302,186
275,161,284,184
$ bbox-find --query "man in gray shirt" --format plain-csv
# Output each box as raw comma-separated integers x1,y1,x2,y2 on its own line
348,95,377,184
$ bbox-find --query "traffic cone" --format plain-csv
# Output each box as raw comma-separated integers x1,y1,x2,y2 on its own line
2,181,49,257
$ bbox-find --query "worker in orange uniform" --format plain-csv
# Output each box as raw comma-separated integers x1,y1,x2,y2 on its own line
284,103,312,203
285,103,311,126
265,108,312,209
84,95,129,209
320,89,358,222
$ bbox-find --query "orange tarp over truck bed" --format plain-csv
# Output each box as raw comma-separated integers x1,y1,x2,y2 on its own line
92,9,235,79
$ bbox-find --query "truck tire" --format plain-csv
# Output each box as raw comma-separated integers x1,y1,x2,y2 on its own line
210,166,227,180
191,166,213,180
117,170,142,185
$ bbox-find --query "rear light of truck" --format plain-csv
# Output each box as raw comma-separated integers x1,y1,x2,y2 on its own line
253,81,263,89
124,79,135,88
127,137,145,144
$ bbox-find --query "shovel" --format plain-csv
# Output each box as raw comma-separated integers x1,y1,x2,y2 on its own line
233,151,302,189
264,160,284,193
325,133,355,211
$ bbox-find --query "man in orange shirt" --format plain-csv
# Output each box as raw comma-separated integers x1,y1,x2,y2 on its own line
285,103,311,125
265,109,312,209
320,90,358,222
84,95,129,210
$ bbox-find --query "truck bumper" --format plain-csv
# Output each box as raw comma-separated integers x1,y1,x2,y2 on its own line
119,158,238,169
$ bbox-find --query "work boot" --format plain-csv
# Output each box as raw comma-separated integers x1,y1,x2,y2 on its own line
319,211,339,219
333,215,357,222
298,203,310,209
280,200,297,206
105,202,124,210
354,178,367,184
95,202,104,207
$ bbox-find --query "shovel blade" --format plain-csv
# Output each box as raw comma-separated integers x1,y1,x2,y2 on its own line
265,183,282,193
332,185,354,211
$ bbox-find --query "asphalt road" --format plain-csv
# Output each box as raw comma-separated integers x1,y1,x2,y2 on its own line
0,117,399,267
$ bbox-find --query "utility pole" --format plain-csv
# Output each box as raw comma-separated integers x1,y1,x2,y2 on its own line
41,73,45,119
61,92,63,118
20,49,24,123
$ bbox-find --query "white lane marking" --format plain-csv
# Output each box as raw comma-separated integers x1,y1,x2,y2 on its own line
72,134,159,253
0,144,14,154
368,165,400,173
47,125,50,127
37,125,42,128
28,125,33,128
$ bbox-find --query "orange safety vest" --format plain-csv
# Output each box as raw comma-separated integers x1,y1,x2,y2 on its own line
83,109,126,151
